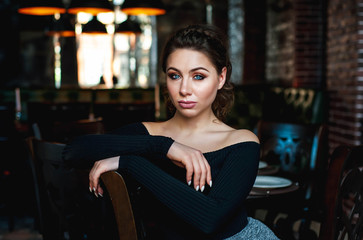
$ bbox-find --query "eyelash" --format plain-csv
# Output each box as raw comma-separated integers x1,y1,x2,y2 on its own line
167,73,206,80
168,73,181,80
193,74,205,80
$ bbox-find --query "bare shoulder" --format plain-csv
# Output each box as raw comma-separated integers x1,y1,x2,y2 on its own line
227,128,260,145
142,121,165,135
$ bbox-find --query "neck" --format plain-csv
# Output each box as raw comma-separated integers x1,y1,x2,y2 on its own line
168,110,221,133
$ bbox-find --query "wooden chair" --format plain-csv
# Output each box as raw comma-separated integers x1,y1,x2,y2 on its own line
248,120,328,239
100,171,138,240
319,145,363,240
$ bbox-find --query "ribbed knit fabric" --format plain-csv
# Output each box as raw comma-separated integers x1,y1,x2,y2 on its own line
62,122,261,239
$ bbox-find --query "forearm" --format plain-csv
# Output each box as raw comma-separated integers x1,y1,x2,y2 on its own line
62,134,174,168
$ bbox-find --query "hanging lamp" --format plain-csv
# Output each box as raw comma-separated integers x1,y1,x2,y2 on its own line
82,16,108,34
115,18,142,35
68,0,114,16
121,0,166,16
18,0,66,15
47,14,76,37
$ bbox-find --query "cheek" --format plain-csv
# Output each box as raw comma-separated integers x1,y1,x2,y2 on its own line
166,82,177,102
198,84,218,102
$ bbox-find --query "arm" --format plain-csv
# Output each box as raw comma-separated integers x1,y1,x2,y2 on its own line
117,142,259,234
62,124,174,168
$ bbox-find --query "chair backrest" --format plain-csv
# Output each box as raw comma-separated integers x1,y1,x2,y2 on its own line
319,145,363,240
33,118,105,143
256,120,329,207
25,137,80,239
100,171,138,240
52,117,105,142
256,120,328,177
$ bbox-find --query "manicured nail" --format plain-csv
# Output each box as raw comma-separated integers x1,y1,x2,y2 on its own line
195,185,199,191
94,191,98,198
210,180,212,187
89,186,92,193
93,187,96,192
188,181,191,186
98,192,103,197
201,186,205,192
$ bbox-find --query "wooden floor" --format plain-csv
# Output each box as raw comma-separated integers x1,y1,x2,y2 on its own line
0,216,42,240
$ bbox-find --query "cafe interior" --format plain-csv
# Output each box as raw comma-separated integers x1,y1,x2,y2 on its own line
0,0,362,239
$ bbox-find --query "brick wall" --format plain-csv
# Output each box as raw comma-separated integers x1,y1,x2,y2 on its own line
293,0,326,88
326,0,363,150
265,0,295,86
265,0,325,88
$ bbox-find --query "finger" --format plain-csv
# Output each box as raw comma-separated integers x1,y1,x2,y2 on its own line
206,161,212,187
192,158,202,191
184,161,193,186
199,157,209,192
89,162,102,197
97,185,104,197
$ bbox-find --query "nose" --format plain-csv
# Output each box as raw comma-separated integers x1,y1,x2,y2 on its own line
180,79,192,96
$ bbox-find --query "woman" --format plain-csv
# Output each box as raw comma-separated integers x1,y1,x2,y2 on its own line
63,24,278,239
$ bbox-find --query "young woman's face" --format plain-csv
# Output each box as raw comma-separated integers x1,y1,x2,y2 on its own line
166,49,226,118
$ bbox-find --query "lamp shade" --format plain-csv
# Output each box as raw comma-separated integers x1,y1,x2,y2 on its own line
82,17,107,34
18,0,66,15
115,18,142,35
68,0,114,15
121,0,166,16
47,14,75,37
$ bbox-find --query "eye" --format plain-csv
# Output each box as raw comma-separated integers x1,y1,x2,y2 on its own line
168,73,181,80
193,74,205,80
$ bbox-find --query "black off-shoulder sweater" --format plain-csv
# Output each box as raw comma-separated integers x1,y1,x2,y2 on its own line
62,122,260,239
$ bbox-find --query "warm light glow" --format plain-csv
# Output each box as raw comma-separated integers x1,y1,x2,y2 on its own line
47,30,76,37
18,7,66,15
77,34,113,88
121,8,165,16
98,12,115,24
68,7,113,16
77,12,93,24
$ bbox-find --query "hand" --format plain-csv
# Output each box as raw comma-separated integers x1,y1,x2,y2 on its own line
167,142,212,192
89,156,119,197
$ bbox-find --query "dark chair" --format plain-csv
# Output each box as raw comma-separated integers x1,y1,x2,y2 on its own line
32,117,105,143
25,137,90,240
52,117,105,143
247,120,328,239
100,171,138,240
319,145,363,240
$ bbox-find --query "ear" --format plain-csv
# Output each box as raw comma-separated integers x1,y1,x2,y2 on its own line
217,67,227,90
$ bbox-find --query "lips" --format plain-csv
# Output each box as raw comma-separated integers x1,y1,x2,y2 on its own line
178,100,197,109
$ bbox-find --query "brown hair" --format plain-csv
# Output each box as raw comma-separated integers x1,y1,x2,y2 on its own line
161,24,234,121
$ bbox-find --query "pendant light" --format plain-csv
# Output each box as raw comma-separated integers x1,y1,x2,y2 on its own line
68,0,114,15
121,0,166,16
47,14,76,37
18,0,66,15
82,16,107,34
115,18,142,35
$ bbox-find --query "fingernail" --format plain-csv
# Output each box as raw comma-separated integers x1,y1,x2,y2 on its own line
93,187,96,192
98,193,103,197
94,191,98,198
201,186,205,192
195,185,199,191
188,181,191,186
89,186,92,193
210,180,212,187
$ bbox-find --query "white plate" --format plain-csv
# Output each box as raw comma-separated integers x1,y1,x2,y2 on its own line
253,176,292,188
258,161,268,169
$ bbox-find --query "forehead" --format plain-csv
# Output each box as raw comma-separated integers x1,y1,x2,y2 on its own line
166,49,214,69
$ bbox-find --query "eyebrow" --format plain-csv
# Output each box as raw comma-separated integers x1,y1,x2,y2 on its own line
166,67,210,73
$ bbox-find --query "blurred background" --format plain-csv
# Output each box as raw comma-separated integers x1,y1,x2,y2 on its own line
0,0,362,239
